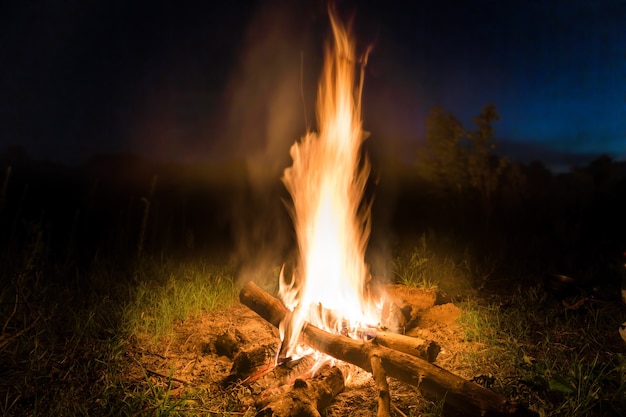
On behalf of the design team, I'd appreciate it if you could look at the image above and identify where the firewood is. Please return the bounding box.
[367,328,440,362]
[255,364,345,417]
[224,344,278,386]
[239,280,439,362]
[370,354,391,417]
[380,283,438,329]
[251,355,318,399]
[224,344,323,402]
[240,281,538,417]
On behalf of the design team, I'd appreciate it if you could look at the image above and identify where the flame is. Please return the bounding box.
[279,7,380,360]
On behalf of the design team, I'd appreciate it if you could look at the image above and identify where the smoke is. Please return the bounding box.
[223,2,410,285]
[223,2,320,284]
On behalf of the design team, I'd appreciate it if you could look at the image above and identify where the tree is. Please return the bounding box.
[417,104,511,230]
[420,106,468,198]
[466,103,508,226]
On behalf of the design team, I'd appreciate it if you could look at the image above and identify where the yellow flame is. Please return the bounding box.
[279,7,379,360]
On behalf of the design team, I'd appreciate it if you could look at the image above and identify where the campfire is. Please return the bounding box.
[235,6,537,417]
[277,5,379,363]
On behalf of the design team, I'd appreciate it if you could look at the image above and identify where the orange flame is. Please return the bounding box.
[279,7,379,360]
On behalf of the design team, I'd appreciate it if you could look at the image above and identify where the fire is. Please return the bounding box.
[279,7,380,360]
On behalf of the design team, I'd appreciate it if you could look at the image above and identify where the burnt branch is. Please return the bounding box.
[240,281,538,417]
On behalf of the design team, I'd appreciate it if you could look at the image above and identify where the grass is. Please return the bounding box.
[387,234,626,416]
[454,283,626,416]
[2,225,626,415]
[391,233,489,297]
[392,234,463,291]
[0,252,239,416]
[124,258,239,343]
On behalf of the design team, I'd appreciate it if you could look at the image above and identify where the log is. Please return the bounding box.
[366,329,440,362]
[313,302,442,362]
[370,354,391,417]
[223,344,279,386]
[255,364,345,417]
[240,280,439,362]
[251,354,319,399]
[240,281,538,417]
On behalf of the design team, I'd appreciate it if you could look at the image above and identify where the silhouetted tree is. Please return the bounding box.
[466,103,508,227]
[419,106,467,200]
[418,104,509,229]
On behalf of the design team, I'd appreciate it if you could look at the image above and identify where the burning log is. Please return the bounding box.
[255,364,345,417]
[241,281,538,417]
[313,301,441,362]
[241,281,439,362]
[367,328,440,362]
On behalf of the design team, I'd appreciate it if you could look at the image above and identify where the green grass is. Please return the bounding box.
[124,258,239,343]
[391,233,482,297]
[387,237,626,416]
[0,253,240,416]
[455,283,626,416]
[2,231,626,416]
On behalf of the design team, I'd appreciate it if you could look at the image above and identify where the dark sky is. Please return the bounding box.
[1,0,625,172]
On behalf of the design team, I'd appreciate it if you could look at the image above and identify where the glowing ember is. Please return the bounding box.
[279,7,381,360]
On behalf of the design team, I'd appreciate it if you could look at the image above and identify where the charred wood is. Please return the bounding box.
[240,281,538,417]
[223,344,278,386]
[239,280,439,362]
[255,364,345,417]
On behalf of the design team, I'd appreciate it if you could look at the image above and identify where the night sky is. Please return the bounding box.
[1,0,624,172]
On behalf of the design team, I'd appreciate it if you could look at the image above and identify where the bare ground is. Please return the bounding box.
[121,285,515,416]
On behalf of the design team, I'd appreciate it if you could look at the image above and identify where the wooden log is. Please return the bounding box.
[223,344,279,386]
[314,302,442,362]
[240,281,538,417]
[251,354,319,400]
[255,364,345,417]
[366,329,440,362]
[370,354,391,417]
[239,280,439,362]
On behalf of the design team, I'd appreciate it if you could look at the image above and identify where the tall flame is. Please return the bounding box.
[279,8,378,360]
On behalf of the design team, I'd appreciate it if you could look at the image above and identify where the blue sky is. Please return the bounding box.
[359,0,626,168]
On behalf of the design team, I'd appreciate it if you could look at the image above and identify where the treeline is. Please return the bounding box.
[0,147,259,268]
[1,110,625,284]
[376,104,626,283]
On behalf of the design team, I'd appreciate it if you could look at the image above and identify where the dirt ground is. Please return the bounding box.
[123,284,495,416]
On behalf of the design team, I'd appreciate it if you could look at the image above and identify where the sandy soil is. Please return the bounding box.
[122,285,494,416]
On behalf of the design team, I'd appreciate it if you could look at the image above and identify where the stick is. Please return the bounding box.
[240,281,537,417]
[370,354,391,417]
[145,369,189,385]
